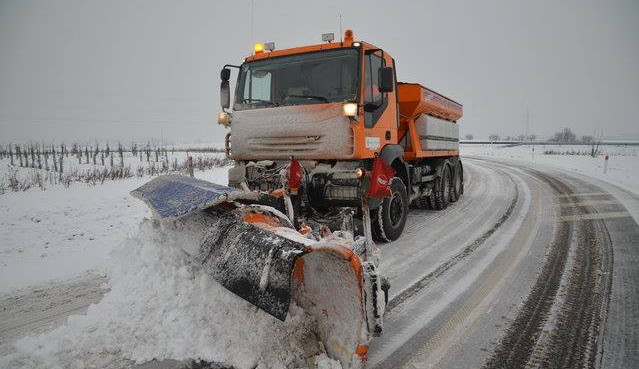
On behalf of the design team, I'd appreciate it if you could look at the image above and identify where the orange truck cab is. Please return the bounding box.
[218,30,463,242]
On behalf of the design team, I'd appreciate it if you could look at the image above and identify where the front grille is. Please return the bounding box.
[245,165,282,192]
[248,135,324,155]
[324,183,360,201]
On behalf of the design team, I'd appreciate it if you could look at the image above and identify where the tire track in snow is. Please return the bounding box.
[381,160,513,297]
[483,168,614,369]
[385,165,519,313]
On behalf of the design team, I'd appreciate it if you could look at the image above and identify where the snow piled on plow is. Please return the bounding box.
[3,217,341,369]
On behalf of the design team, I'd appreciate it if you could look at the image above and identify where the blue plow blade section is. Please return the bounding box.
[130,174,250,219]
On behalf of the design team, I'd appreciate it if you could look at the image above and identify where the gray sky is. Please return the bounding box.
[1,0,638,144]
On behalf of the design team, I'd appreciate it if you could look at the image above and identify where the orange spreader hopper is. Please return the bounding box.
[398,83,463,122]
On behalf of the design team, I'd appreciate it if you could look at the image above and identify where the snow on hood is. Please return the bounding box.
[230,103,355,161]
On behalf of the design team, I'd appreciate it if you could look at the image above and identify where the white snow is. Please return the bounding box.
[2,215,333,369]
[0,166,230,294]
[461,143,639,196]
[314,353,342,369]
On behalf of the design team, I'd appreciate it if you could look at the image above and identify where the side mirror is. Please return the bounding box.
[379,67,394,93]
[221,68,231,82]
[220,80,230,109]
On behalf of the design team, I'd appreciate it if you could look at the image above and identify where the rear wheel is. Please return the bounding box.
[371,177,409,242]
[432,163,451,210]
[451,161,463,202]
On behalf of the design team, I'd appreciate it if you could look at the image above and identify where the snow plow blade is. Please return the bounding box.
[132,175,385,367]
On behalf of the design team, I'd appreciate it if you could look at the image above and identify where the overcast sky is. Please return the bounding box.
[1,0,638,144]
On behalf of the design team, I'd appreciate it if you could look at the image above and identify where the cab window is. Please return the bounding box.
[364,52,387,128]
[242,69,272,102]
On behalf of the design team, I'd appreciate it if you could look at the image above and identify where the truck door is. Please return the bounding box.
[362,50,398,156]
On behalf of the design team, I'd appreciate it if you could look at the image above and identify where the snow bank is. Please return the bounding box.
[3,215,339,369]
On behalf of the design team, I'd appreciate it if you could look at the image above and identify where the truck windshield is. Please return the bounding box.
[234,49,359,110]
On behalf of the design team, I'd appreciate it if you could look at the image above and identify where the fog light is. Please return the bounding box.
[355,167,365,178]
[218,111,231,127]
[343,102,358,117]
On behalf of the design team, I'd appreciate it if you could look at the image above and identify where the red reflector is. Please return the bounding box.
[288,159,304,194]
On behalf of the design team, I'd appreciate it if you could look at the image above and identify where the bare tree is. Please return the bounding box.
[590,127,604,157]
[52,145,58,172]
[118,143,124,168]
[93,144,99,165]
[16,146,22,167]
[44,149,49,171]
[30,146,36,168]
[551,128,577,143]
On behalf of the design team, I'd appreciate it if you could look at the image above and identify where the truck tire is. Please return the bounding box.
[432,163,451,210]
[451,161,462,202]
[371,177,408,242]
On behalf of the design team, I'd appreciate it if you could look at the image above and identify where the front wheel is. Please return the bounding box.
[371,177,409,242]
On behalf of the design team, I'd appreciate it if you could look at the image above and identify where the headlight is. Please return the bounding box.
[342,103,358,117]
[354,167,366,178]
[218,111,231,127]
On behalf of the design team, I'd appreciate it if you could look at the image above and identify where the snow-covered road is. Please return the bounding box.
[1,157,638,369]
[370,157,638,369]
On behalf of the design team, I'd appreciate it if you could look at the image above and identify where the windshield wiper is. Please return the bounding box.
[286,94,330,103]
[243,98,279,107]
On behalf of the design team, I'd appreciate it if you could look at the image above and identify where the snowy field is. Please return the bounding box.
[461,143,639,196]
[0,153,230,293]
[0,143,227,193]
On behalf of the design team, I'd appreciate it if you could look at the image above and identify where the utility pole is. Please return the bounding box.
[525,107,530,140]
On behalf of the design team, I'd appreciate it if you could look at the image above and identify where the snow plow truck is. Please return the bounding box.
[131,30,462,368]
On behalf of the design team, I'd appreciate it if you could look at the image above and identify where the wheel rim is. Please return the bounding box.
[454,166,461,193]
[389,191,404,227]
